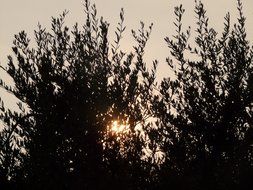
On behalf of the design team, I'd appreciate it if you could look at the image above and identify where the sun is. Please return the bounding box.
[110,120,130,134]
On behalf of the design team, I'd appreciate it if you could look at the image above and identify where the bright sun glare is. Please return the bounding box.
[110,120,130,133]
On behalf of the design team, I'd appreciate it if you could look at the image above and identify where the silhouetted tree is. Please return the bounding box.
[154,0,253,189]
[2,0,253,190]
[0,0,157,189]
[0,100,27,189]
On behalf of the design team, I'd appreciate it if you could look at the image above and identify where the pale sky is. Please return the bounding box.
[0,0,253,104]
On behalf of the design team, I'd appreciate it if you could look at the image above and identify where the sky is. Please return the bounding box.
[1,0,253,71]
[0,0,253,105]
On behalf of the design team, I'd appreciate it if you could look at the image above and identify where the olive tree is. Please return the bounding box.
[154,0,253,189]
[0,1,157,189]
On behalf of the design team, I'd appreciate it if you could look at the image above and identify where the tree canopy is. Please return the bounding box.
[154,0,253,189]
[0,0,252,190]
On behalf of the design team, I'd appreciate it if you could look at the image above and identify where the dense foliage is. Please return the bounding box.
[154,1,253,189]
[0,0,252,190]
[0,1,157,189]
